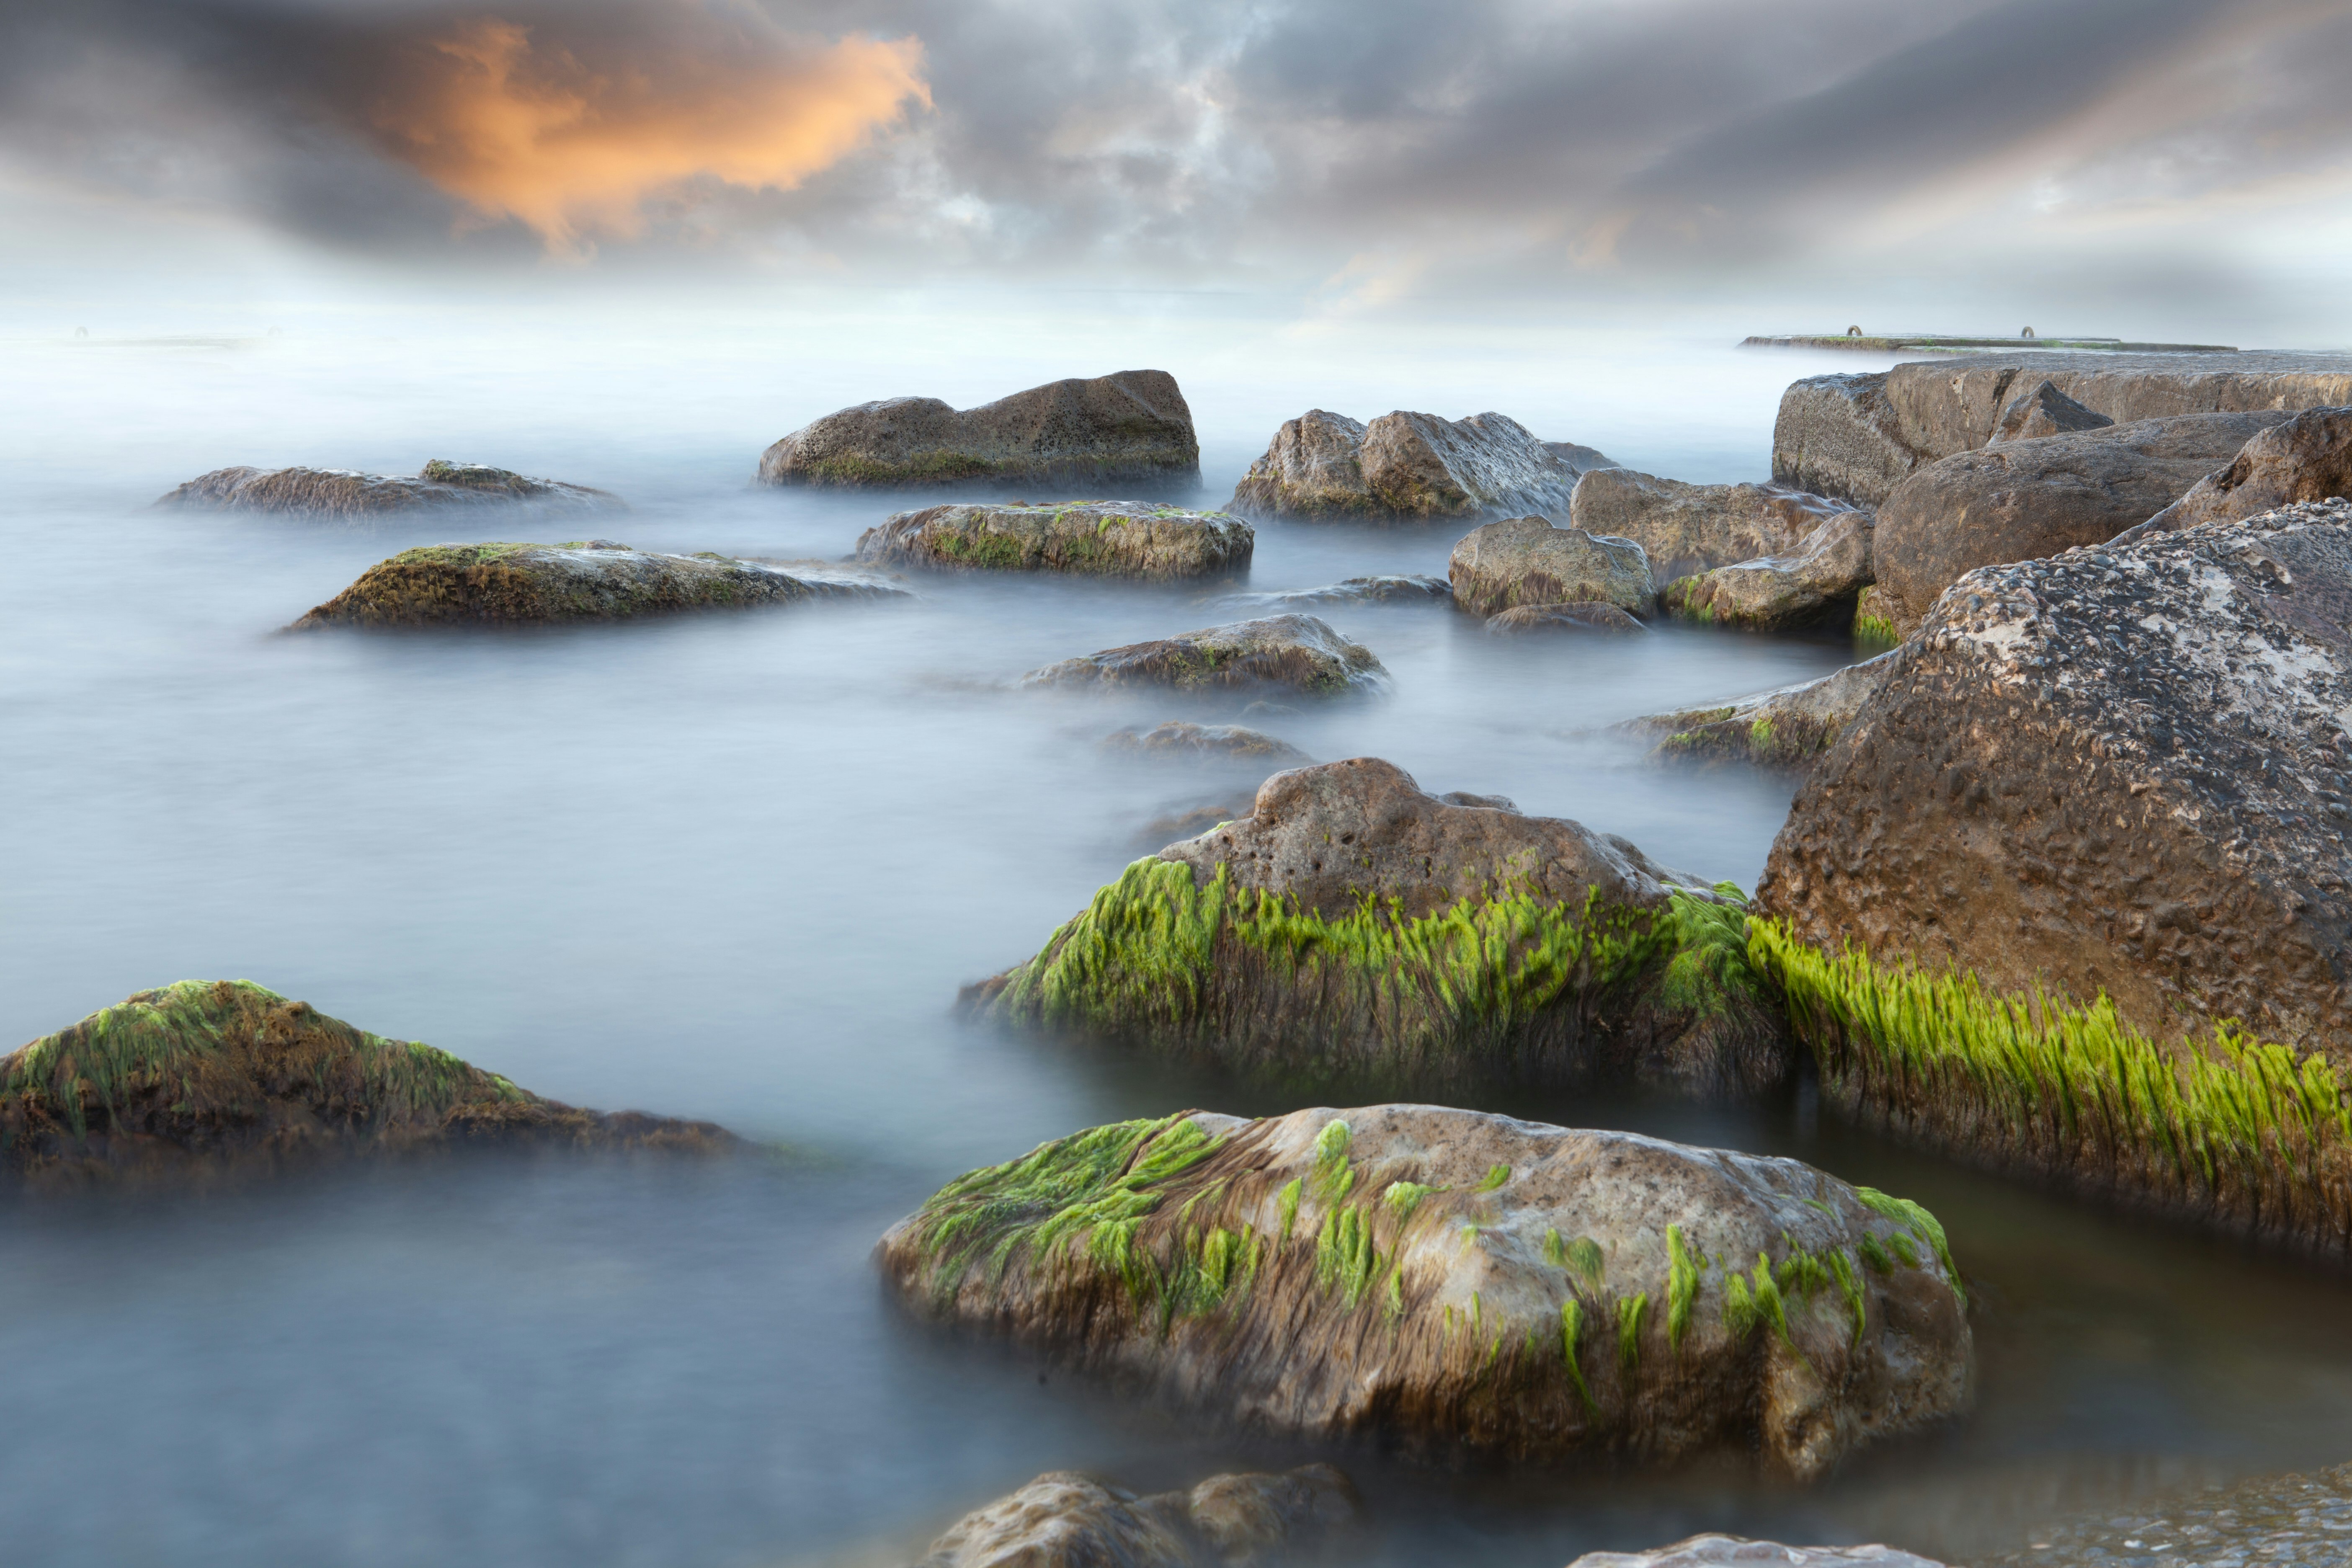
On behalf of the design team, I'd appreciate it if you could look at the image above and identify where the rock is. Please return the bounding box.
[1867,413,2292,638]
[962,757,1789,1097]
[1485,602,1648,635]
[1568,469,1863,582]
[1020,615,1388,698]
[1449,517,1656,618]
[1771,374,1933,510]
[1972,1460,2352,1568]
[757,370,1199,489]
[1568,1537,1949,1568]
[854,501,1251,581]
[1101,722,1313,767]
[912,1465,1357,1568]
[1661,511,1873,632]
[155,459,623,517]
[1986,380,2113,445]
[1217,575,1452,611]
[289,541,905,628]
[0,980,735,1186]
[2132,404,2352,536]
[1228,408,1610,523]
[877,1104,1971,1481]
[1624,655,1894,772]
[1751,500,2352,1256]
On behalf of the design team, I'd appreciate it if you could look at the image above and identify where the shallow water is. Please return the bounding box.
[5,315,2350,1568]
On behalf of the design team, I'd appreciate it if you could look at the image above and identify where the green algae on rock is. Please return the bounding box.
[0,980,735,1185]
[290,541,907,628]
[1660,508,1874,633]
[156,460,624,516]
[855,500,1252,581]
[876,1104,1971,1481]
[1019,614,1387,697]
[1624,655,1894,774]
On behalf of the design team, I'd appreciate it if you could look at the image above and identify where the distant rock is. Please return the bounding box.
[1485,602,1648,635]
[1568,1537,1949,1568]
[155,459,624,517]
[1622,655,1894,772]
[1101,721,1313,767]
[855,500,1251,580]
[1021,615,1387,697]
[1217,574,1452,611]
[911,1465,1359,1568]
[1228,407,1611,522]
[1569,469,1861,582]
[2130,404,2352,536]
[1986,380,2112,445]
[757,370,1199,489]
[291,542,905,628]
[1450,517,1655,618]
[1661,510,1873,632]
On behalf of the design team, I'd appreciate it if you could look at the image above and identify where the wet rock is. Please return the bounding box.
[1568,1537,1948,1568]
[856,500,1252,581]
[2132,404,2352,536]
[878,1104,1971,1481]
[1021,615,1387,698]
[1624,655,1894,773]
[1101,722,1313,767]
[911,1465,1357,1568]
[1568,469,1862,583]
[1228,408,1610,523]
[1485,602,1648,635]
[1450,517,1656,618]
[155,459,624,517]
[1973,1460,2352,1568]
[757,370,1199,489]
[1986,380,2113,445]
[964,757,1789,1097]
[1662,511,1873,632]
[1867,412,2291,638]
[1218,574,1452,611]
[0,981,735,1186]
[1752,500,2352,1256]
[290,541,905,628]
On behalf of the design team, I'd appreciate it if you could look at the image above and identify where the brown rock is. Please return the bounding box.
[1624,654,1893,773]
[1485,601,1648,635]
[156,460,624,516]
[1228,408,1610,522]
[911,1465,1357,1568]
[1101,722,1313,766]
[855,500,1251,581]
[1569,469,1861,582]
[1771,374,1935,508]
[1986,380,2113,445]
[1568,1537,1950,1568]
[2132,404,2352,536]
[1450,517,1656,618]
[1020,615,1388,697]
[1662,511,1873,632]
[1217,574,1452,611]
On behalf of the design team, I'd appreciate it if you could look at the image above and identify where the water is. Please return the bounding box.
[5,312,2349,1567]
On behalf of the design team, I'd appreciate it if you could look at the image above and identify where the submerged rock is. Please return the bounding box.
[1753,500,2352,1256]
[964,757,1788,1097]
[1973,1460,2352,1568]
[2133,404,2352,536]
[1485,602,1648,636]
[0,981,734,1185]
[912,1465,1357,1568]
[1624,655,1893,773]
[1021,616,1387,698]
[1101,722,1313,767]
[1570,1538,1948,1568]
[1568,469,1862,583]
[1450,517,1656,619]
[1662,510,1873,632]
[1217,574,1452,611]
[757,370,1199,489]
[1228,408,1610,523]
[1986,380,2113,445]
[290,541,904,628]
[877,1104,1971,1481]
[856,500,1252,581]
[156,459,623,517]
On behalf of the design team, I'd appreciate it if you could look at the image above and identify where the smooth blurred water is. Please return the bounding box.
[4,316,2349,1568]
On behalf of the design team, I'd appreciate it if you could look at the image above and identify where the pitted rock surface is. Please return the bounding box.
[1663,511,1873,631]
[910,1465,1357,1568]
[855,500,1251,580]
[1987,379,2114,445]
[1625,655,1894,774]
[1569,469,1863,583]
[157,460,623,516]
[1486,601,1648,635]
[2136,406,2352,537]
[1229,407,1610,522]
[1758,500,2352,1055]
[1450,516,1656,617]
[1568,1536,1950,1568]
[1020,615,1388,697]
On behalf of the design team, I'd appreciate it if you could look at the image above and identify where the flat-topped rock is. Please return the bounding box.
[1986,380,2113,445]
[1486,601,1648,635]
[1570,1538,1949,1568]
[1662,510,1872,632]
[757,370,1199,489]
[1101,722,1312,766]
[1569,469,1861,582]
[878,1104,1970,1480]
[2135,404,2352,536]
[1625,655,1893,773]
[1218,574,1452,611]
[912,1465,1357,1568]
[156,459,624,517]
[1450,517,1655,618]
[1229,408,1611,523]
[1020,615,1387,697]
[855,500,1251,580]
[291,541,904,628]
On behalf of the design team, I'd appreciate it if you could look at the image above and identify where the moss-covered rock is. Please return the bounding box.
[1449,517,1655,619]
[1227,408,1610,523]
[855,500,1251,580]
[912,1465,1357,1568]
[1624,655,1893,773]
[291,541,906,628]
[156,461,623,516]
[0,980,734,1185]
[1020,615,1387,697]
[877,1104,1971,1480]
[1567,468,1859,583]
[1661,510,1874,632]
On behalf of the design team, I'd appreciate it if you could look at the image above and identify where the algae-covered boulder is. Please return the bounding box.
[1986,380,2113,445]
[1571,1538,1950,1568]
[1624,655,1893,774]
[877,1104,1971,1481]
[291,541,905,628]
[1021,615,1387,698]
[964,758,1787,1096]
[2133,404,2352,536]
[0,980,734,1185]
[856,501,1251,581]
[1101,722,1312,767]
[1218,574,1452,611]
[1568,469,1861,583]
[1661,511,1873,632]
[1228,408,1609,523]
[1450,517,1655,619]
[1485,602,1647,636]
[757,371,1199,489]
[156,459,623,516]
[912,1465,1357,1568]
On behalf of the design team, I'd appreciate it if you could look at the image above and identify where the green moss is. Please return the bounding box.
[384,542,538,569]
[1616,1292,1648,1368]
[1315,1204,1383,1307]
[1854,1187,1963,1304]
[1853,613,1901,646]
[1383,1180,1439,1220]
[1565,1235,1605,1289]
[1666,1224,1700,1353]
[1858,1233,1894,1274]
[1828,1248,1866,1341]
[1749,717,1776,746]
[1560,1299,1598,1412]
[1774,1245,1832,1299]
[1654,886,1766,1024]
[1277,1177,1303,1243]
[1474,1163,1511,1193]
[805,450,1004,485]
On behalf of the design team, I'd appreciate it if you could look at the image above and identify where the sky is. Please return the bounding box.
[3,0,2352,340]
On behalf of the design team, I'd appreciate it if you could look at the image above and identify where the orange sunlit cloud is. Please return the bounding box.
[372,17,929,255]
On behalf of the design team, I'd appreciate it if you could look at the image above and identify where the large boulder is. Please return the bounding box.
[1985,380,2113,445]
[1450,517,1656,618]
[1570,1540,1948,1568]
[1568,469,1862,583]
[156,459,623,516]
[1751,500,2352,1256]
[1228,408,1611,523]
[1624,655,1894,773]
[2133,404,2352,536]
[855,501,1251,581]
[963,757,1788,1096]
[1866,413,2292,638]
[290,541,903,628]
[877,1104,1972,1481]
[0,980,734,1186]
[912,1465,1357,1568]
[1661,511,1873,632]
[757,371,1199,489]
[1020,616,1387,698]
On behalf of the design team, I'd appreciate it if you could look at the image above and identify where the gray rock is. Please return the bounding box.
[1485,602,1648,635]
[156,460,623,517]
[1973,1460,2352,1568]
[1568,1537,1949,1568]
[1020,615,1387,697]
[1770,374,1935,509]
[756,370,1199,488]
[1228,407,1611,522]
[1217,574,1452,611]
[878,1103,1971,1481]
[2132,404,2352,536]
[1450,517,1656,618]
[1622,654,1895,772]
[1986,379,2113,445]
[1100,722,1313,767]
[911,1465,1358,1568]
[1661,511,1873,632]
[1569,469,1862,582]
[855,500,1251,581]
